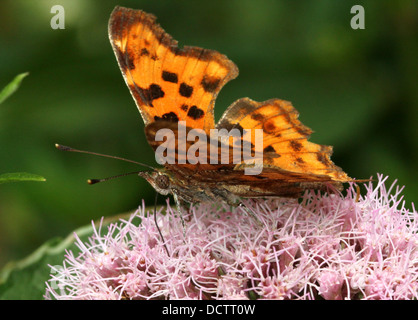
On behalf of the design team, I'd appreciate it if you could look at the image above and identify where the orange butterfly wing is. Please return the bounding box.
[217,98,350,182]
[108,6,238,133]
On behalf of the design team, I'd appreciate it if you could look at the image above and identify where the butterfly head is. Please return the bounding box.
[138,170,172,196]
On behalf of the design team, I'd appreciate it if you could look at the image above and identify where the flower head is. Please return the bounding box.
[45,174,418,300]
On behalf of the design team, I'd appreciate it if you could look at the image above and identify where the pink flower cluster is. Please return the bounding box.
[45,175,418,299]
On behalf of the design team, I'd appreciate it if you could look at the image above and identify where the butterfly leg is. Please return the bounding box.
[153,193,170,256]
[214,189,264,227]
[173,192,188,238]
[237,202,264,227]
[355,184,361,202]
[222,196,264,227]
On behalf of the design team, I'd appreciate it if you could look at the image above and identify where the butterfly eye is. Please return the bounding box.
[156,174,170,190]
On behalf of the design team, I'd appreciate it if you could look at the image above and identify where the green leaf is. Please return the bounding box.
[0,212,133,299]
[0,172,46,184]
[0,231,90,299]
[0,72,29,105]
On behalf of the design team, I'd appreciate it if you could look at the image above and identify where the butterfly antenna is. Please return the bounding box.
[153,193,170,257]
[55,143,156,171]
[87,171,151,185]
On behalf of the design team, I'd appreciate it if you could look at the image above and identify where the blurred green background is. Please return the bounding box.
[0,0,416,268]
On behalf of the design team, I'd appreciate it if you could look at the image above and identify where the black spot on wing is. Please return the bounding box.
[263,145,276,153]
[187,106,205,120]
[145,84,164,102]
[179,82,193,98]
[263,120,277,134]
[154,112,179,123]
[140,48,149,56]
[219,121,245,136]
[162,71,178,83]
[201,75,221,92]
[264,144,281,158]
[296,157,305,164]
[131,83,164,107]
[316,146,332,166]
[289,140,303,152]
[251,113,265,122]
[181,104,189,112]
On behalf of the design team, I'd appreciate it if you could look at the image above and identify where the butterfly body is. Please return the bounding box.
[139,165,344,209]
[108,6,351,208]
[139,169,240,206]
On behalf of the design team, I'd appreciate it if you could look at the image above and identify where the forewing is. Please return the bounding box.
[108,6,238,133]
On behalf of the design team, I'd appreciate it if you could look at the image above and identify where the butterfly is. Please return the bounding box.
[108,6,352,211]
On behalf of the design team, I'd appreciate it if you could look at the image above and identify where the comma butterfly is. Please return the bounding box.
[108,6,352,210]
